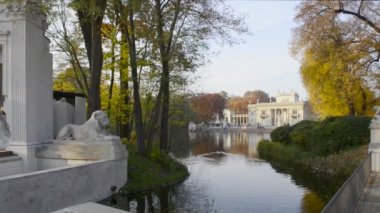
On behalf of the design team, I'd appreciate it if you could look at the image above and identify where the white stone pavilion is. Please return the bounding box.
[248,92,314,128]
[224,91,315,128]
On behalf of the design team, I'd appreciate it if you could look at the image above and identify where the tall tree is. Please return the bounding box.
[153,0,180,151]
[71,0,107,115]
[293,1,380,90]
[228,97,248,114]
[152,0,247,151]
[227,90,270,114]
[117,0,147,155]
[292,1,378,117]
[190,93,226,123]
[244,90,270,104]
[299,37,374,116]
[49,0,90,97]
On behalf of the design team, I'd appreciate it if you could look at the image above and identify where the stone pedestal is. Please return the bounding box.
[7,143,40,172]
[35,140,128,170]
[369,120,380,172]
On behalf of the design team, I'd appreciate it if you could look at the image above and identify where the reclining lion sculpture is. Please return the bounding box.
[56,110,119,141]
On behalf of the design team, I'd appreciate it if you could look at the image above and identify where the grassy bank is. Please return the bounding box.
[122,144,189,193]
[258,116,370,178]
[258,141,367,178]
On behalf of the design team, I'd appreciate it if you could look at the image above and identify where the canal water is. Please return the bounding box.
[103,130,343,213]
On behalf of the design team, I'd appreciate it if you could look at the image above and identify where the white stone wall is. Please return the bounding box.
[75,96,87,125]
[0,156,22,177]
[0,159,127,213]
[53,99,74,138]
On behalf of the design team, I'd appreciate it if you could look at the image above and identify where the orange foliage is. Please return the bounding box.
[190,93,226,123]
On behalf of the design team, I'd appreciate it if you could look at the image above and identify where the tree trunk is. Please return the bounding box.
[129,47,145,154]
[75,0,107,116]
[159,60,170,151]
[119,0,145,155]
[119,34,131,140]
[107,41,116,117]
[361,87,367,115]
[146,89,162,152]
[155,0,169,152]
[347,99,356,116]
[154,0,181,152]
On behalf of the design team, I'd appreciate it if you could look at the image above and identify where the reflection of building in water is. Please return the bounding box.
[223,132,231,149]
[228,132,248,155]
[224,91,315,128]
[190,132,270,158]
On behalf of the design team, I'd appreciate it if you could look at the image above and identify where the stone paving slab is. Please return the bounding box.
[52,202,129,213]
[356,173,380,213]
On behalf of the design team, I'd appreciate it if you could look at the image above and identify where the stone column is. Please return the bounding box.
[2,13,53,172]
[369,117,380,172]
[274,109,277,127]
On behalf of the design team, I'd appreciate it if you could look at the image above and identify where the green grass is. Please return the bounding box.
[122,144,189,193]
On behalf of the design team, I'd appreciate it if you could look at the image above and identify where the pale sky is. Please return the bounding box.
[193,1,307,99]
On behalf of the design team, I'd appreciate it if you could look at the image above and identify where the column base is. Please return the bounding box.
[6,142,41,172]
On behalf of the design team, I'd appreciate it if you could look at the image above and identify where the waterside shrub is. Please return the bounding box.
[289,120,318,150]
[123,143,189,193]
[257,140,308,163]
[268,116,370,156]
[270,125,292,144]
[259,116,371,177]
[310,116,370,156]
[258,140,368,178]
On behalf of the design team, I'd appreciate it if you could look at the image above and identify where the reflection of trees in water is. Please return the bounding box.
[301,191,325,213]
[170,130,270,160]
[106,185,216,213]
[169,129,192,158]
[102,189,172,213]
[268,161,344,212]
[187,131,270,158]
[229,142,249,156]
[191,132,225,156]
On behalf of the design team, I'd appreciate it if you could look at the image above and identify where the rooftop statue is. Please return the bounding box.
[56,110,119,141]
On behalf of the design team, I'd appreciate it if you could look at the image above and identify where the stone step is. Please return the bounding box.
[52,202,129,213]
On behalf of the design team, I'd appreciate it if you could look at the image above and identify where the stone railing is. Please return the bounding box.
[322,153,371,213]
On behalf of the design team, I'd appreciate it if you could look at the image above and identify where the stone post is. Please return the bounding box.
[369,111,380,172]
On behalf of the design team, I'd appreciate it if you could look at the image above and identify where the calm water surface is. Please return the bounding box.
[102,130,342,213]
